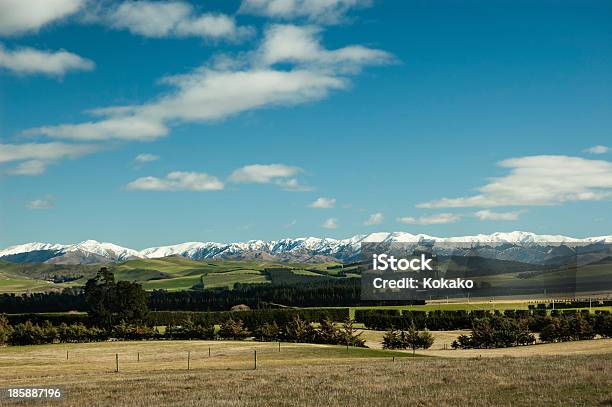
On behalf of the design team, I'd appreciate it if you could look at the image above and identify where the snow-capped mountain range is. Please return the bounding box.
[1,232,611,265]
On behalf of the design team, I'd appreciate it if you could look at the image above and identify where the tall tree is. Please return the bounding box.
[84,267,149,328]
[84,267,116,328]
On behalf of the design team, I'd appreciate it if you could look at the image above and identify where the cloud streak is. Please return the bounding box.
[134,153,160,164]
[309,197,336,208]
[474,209,524,221]
[418,155,612,208]
[0,142,100,176]
[584,145,610,154]
[126,171,224,191]
[0,44,94,76]
[23,24,391,142]
[239,0,371,24]
[90,1,253,41]
[322,217,338,229]
[27,197,55,209]
[364,212,384,225]
[397,213,461,225]
[0,0,84,36]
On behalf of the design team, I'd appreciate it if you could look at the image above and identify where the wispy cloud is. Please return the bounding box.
[474,209,524,221]
[229,163,310,191]
[0,0,84,36]
[364,212,384,225]
[309,197,336,208]
[584,145,610,154]
[418,155,612,208]
[229,163,301,183]
[133,153,159,166]
[126,171,224,191]
[23,24,391,142]
[322,217,338,229]
[0,43,94,76]
[7,160,48,176]
[0,142,100,176]
[88,1,253,41]
[283,219,297,228]
[27,196,55,209]
[397,213,461,225]
[239,0,371,24]
[256,24,393,72]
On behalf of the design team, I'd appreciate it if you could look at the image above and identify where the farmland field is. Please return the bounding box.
[0,258,358,293]
[1,340,610,406]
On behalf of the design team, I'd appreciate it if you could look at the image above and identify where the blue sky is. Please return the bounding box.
[1,0,611,249]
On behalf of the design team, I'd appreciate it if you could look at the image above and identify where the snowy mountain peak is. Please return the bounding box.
[1,231,610,264]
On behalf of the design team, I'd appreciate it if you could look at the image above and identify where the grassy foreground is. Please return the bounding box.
[1,340,611,406]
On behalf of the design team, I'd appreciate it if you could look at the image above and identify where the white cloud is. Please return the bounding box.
[91,1,253,41]
[284,219,297,228]
[397,213,461,225]
[0,44,94,76]
[276,177,312,192]
[0,0,84,36]
[0,142,98,163]
[474,209,524,221]
[240,0,371,24]
[229,164,303,187]
[23,24,391,141]
[257,24,393,72]
[0,142,100,176]
[418,155,612,208]
[7,160,48,176]
[309,197,335,208]
[322,217,338,229]
[364,212,383,225]
[126,171,224,191]
[27,197,55,209]
[134,153,160,163]
[584,145,610,154]
[23,116,168,141]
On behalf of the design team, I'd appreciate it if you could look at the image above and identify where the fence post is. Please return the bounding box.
[137,352,140,362]
[392,356,395,363]
[66,351,68,360]
[254,350,257,370]
[115,353,119,373]
[188,351,190,370]
[208,347,211,357]
[278,341,281,352]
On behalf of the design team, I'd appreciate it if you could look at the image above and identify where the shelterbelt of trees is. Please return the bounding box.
[0,281,426,314]
[0,315,365,348]
[0,268,365,347]
[355,308,612,331]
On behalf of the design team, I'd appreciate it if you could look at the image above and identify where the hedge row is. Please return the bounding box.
[356,308,612,331]
[6,308,350,329]
[528,300,612,310]
[452,313,612,349]
[0,315,365,348]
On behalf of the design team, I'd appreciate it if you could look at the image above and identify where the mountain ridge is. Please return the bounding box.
[1,231,610,265]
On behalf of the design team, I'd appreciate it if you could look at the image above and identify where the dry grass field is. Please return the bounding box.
[0,340,611,406]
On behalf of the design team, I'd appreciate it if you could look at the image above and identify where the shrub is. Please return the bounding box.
[218,319,250,340]
[254,322,280,342]
[382,325,434,351]
[282,316,316,343]
[453,317,535,349]
[9,321,48,345]
[340,319,366,348]
[0,314,13,345]
[315,318,341,344]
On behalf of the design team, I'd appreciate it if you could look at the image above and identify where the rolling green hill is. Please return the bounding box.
[0,257,357,293]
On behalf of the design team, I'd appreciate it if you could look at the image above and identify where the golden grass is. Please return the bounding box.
[1,340,610,406]
[360,329,612,357]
